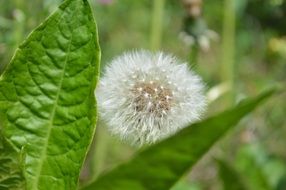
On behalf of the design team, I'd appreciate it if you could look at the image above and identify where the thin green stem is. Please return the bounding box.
[221,0,236,106]
[90,127,109,179]
[189,43,199,68]
[150,0,165,51]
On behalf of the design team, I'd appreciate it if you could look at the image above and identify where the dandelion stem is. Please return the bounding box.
[189,43,199,67]
[221,0,236,106]
[150,0,165,51]
[90,127,109,179]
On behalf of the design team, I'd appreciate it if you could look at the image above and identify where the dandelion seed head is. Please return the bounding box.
[96,50,206,146]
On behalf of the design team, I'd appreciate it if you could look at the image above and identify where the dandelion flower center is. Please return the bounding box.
[131,81,173,117]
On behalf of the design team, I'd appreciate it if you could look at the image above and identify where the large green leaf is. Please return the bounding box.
[0,132,25,190]
[82,89,275,190]
[0,0,100,189]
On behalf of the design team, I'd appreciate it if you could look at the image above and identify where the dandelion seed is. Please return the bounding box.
[96,50,206,146]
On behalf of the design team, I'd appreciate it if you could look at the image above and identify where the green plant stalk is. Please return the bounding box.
[90,126,109,179]
[221,0,236,106]
[189,42,199,67]
[15,0,25,10]
[12,11,25,51]
[150,0,165,51]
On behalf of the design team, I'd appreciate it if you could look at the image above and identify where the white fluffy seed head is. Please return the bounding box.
[96,50,206,146]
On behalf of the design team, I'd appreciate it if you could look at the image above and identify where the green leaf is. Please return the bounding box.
[82,88,275,190]
[217,159,249,190]
[0,132,25,190]
[0,0,100,189]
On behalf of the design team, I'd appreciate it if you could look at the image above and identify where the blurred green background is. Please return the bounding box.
[0,0,285,189]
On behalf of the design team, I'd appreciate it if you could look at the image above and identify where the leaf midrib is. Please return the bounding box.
[31,28,74,189]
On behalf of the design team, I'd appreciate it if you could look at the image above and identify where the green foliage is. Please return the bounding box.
[0,0,282,189]
[0,132,25,190]
[0,0,100,189]
[217,159,248,190]
[171,181,201,190]
[217,143,286,190]
[82,89,275,190]
[235,144,286,190]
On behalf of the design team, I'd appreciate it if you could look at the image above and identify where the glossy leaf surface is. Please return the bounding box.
[0,0,100,189]
[0,133,25,190]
